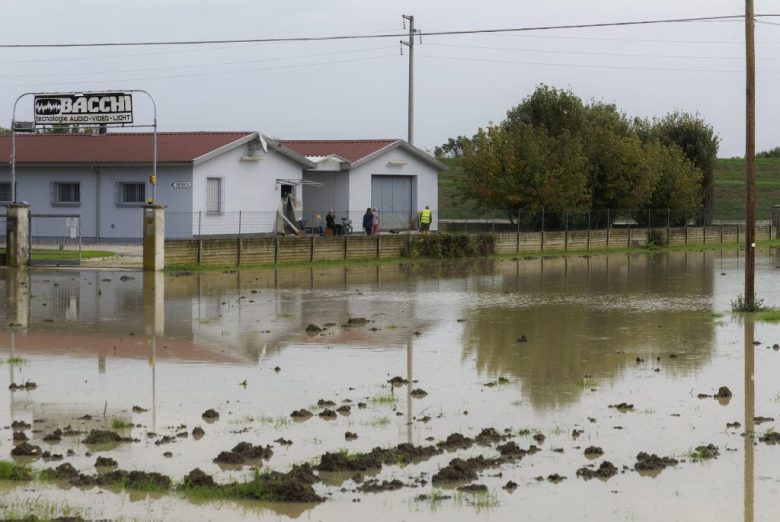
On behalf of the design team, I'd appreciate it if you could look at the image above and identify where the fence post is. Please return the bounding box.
[311,235,315,262]
[684,209,688,245]
[540,208,545,251]
[238,210,242,237]
[586,211,591,250]
[647,208,651,245]
[344,233,349,259]
[274,236,279,265]
[516,209,520,253]
[198,210,202,237]
[667,208,671,246]
[564,210,569,251]
[703,209,706,245]
[376,233,381,258]
[606,209,610,248]
[237,237,242,266]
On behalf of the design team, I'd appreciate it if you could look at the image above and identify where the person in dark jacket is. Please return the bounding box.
[362,208,373,236]
[325,209,336,235]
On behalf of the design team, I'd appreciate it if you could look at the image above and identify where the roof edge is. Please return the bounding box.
[263,135,317,169]
[351,140,448,171]
[192,132,257,166]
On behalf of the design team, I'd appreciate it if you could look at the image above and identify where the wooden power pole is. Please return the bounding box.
[745,0,756,305]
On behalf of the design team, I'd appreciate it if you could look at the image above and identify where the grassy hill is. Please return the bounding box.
[438,157,780,220]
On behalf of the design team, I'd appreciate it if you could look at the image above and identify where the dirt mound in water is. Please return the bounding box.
[183,468,215,488]
[458,483,488,493]
[305,324,323,333]
[11,442,42,457]
[693,444,720,460]
[95,457,117,468]
[714,386,732,398]
[475,427,504,444]
[82,430,136,445]
[496,441,539,460]
[359,479,406,493]
[317,399,336,407]
[584,446,604,457]
[290,409,313,419]
[759,432,780,445]
[432,456,501,484]
[347,317,369,325]
[202,464,321,503]
[318,409,337,420]
[410,388,428,398]
[214,442,273,465]
[318,451,382,472]
[576,461,618,480]
[635,452,679,474]
[201,409,220,420]
[388,376,408,386]
[437,433,473,450]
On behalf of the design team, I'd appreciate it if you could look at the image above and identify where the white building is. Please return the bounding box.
[0,132,313,240]
[279,139,446,232]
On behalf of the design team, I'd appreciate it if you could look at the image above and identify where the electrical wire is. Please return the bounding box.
[0,14,770,49]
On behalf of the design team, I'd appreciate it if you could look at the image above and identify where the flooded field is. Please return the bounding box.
[2,250,780,520]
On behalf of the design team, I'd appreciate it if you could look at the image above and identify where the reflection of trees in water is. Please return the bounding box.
[462,252,716,410]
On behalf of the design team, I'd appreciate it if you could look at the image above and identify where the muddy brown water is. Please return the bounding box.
[2,250,780,520]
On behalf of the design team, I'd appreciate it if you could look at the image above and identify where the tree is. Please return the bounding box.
[459,123,590,213]
[638,112,719,222]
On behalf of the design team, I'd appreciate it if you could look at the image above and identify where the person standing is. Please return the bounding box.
[325,209,336,235]
[362,208,373,236]
[371,208,380,236]
[419,205,432,233]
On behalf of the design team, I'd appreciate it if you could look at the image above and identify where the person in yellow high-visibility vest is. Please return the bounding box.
[419,205,432,233]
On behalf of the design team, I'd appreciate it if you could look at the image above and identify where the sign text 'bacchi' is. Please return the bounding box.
[33,92,133,125]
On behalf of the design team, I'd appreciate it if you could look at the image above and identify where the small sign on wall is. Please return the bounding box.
[172,182,192,188]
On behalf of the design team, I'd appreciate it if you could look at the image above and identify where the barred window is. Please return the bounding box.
[0,182,11,202]
[207,177,223,214]
[52,182,80,205]
[119,182,145,204]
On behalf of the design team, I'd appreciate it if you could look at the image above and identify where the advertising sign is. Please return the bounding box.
[33,92,133,125]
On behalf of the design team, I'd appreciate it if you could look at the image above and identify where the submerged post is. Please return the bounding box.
[6,203,30,268]
[143,204,166,271]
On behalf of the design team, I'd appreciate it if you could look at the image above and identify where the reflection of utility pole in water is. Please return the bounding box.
[144,272,165,433]
[744,318,755,522]
[406,335,413,444]
[6,268,30,421]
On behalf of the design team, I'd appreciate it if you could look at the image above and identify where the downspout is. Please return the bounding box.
[93,166,100,243]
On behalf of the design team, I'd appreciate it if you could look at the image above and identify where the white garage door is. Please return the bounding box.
[371,175,414,230]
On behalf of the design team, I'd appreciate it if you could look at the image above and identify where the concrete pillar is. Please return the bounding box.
[143,270,165,336]
[6,203,30,268]
[143,205,165,271]
[6,268,30,329]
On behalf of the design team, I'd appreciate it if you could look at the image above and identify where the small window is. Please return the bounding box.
[0,182,11,203]
[117,182,145,205]
[206,177,223,214]
[52,182,80,206]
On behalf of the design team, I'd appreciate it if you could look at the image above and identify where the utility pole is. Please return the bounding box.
[401,15,419,145]
[745,0,756,306]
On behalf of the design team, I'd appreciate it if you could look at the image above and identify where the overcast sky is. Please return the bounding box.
[1,1,778,157]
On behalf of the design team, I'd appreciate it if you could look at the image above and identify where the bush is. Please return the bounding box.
[402,233,496,259]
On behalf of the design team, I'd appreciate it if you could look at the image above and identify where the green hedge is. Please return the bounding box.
[401,233,496,258]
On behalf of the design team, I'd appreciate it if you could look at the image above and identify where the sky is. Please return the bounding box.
[0,0,778,157]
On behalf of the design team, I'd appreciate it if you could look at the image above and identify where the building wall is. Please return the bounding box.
[302,171,350,223]
[191,144,304,235]
[0,165,194,241]
[347,148,439,231]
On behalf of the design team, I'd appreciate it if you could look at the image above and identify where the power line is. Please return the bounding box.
[0,14,774,49]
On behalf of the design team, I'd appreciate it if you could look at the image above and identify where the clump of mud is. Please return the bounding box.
[410,388,428,398]
[11,420,31,430]
[359,479,406,493]
[475,427,504,444]
[345,432,358,441]
[318,451,382,472]
[388,376,408,386]
[11,442,42,457]
[634,452,679,474]
[714,386,732,398]
[192,427,205,439]
[609,403,634,412]
[305,324,323,334]
[336,405,351,414]
[347,317,369,325]
[584,446,604,457]
[692,444,719,460]
[12,431,27,442]
[546,473,566,483]
[759,432,780,445]
[82,430,136,445]
[214,442,273,465]
[201,409,220,421]
[458,483,488,493]
[317,399,336,408]
[432,456,501,484]
[183,468,215,488]
[290,409,313,419]
[437,433,473,450]
[95,456,118,468]
[43,429,63,442]
[132,406,148,413]
[9,381,37,391]
[496,441,539,460]
[195,464,321,503]
[318,409,337,420]
[754,416,775,424]
[576,461,618,480]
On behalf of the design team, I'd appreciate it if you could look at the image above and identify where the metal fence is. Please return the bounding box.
[165,210,421,239]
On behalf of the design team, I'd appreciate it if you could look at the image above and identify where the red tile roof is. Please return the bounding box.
[278,139,399,163]
[0,132,254,164]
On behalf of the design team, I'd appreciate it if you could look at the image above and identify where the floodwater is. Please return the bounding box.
[2,250,780,521]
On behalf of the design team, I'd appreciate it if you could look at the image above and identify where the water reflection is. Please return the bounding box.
[0,253,722,413]
[462,253,716,408]
[744,317,755,522]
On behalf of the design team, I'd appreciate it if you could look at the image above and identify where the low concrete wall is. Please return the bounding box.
[165,224,774,266]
